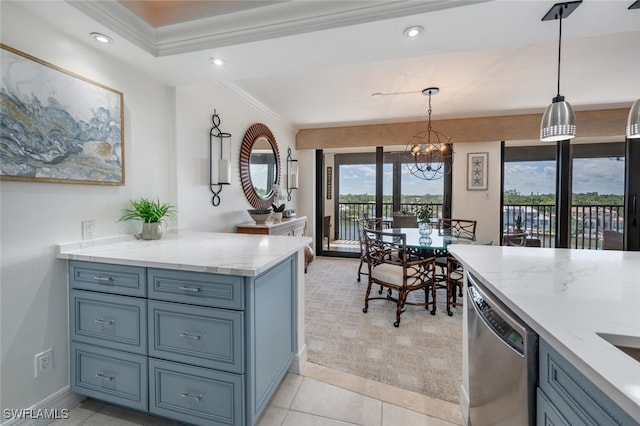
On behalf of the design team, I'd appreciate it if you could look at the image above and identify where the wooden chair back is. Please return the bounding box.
[391,213,418,228]
[603,230,623,250]
[503,232,528,246]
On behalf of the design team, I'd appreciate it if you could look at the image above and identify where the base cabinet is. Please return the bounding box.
[537,339,636,425]
[69,256,296,426]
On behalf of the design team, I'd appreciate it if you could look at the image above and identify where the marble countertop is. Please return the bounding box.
[56,231,312,276]
[447,244,640,421]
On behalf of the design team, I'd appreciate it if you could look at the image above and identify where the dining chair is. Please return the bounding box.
[603,230,624,250]
[434,219,477,315]
[391,213,418,228]
[502,232,528,246]
[356,217,383,283]
[362,228,437,327]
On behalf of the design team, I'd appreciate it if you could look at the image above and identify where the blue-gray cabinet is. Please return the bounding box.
[537,339,636,425]
[69,256,297,426]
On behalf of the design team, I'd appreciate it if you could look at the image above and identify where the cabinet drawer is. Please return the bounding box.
[149,358,243,426]
[539,340,636,425]
[537,388,571,426]
[148,300,244,373]
[71,342,147,412]
[70,261,146,297]
[70,290,147,354]
[148,268,243,310]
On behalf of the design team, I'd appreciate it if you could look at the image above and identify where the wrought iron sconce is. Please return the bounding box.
[286,147,298,201]
[209,110,231,206]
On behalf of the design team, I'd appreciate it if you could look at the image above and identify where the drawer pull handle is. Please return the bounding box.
[95,371,115,381]
[93,275,114,283]
[178,285,201,293]
[95,318,115,326]
[181,392,202,402]
[180,332,201,341]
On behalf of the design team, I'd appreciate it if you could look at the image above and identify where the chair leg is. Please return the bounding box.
[357,259,363,282]
[362,279,373,313]
[394,289,407,327]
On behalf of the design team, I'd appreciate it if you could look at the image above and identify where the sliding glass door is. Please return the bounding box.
[317,147,450,257]
[502,141,625,249]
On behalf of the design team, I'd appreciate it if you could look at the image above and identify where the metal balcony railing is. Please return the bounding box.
[334,202,624,250]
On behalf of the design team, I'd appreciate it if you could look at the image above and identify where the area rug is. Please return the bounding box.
[304,256,463,403]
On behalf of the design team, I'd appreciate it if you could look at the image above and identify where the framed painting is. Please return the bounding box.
[467,152,488,190]
[0,44,124,185]
[326,166,332,199]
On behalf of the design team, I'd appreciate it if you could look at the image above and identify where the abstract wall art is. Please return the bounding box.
[0,44,124,185]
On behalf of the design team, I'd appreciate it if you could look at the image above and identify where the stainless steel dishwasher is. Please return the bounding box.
[467,272,538,426]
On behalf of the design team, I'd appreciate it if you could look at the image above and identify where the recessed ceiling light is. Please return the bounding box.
[210,57,224,66]
[403,25,423,38]
[90,32,112,44]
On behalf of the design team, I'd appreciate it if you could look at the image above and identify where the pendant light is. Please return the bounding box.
[627,99,640,139]
[540,1,582,142]
[405,87,452,181]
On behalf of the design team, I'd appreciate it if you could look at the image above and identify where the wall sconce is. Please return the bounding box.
[286,147,298,201]
[209,110,231,206]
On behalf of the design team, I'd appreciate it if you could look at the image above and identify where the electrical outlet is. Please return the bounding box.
[34,348,53,377]
[82,220,96,240]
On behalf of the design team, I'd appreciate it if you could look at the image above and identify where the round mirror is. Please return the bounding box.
[240,123,280,210]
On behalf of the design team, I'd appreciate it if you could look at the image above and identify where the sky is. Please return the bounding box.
[338,157,625,196]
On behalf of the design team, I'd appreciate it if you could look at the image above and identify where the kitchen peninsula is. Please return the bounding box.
[448,244,640,424]
[56,231,311,426]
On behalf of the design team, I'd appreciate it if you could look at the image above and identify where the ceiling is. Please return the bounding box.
[13,0,640,130]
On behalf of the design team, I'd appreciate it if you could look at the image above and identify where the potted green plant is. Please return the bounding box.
[514,214,524,233]
[119,197,177,240]
[417,205,434,235]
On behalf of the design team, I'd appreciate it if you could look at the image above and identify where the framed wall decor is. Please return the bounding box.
[0,44,124,185]
[326,166,332,199]
[467,152,488,190]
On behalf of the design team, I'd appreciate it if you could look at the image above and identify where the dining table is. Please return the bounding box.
[385,227,473,255]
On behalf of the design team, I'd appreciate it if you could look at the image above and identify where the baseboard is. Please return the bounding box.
[1,387,85,426]
[289,344,307,374]
[459,384,470,425]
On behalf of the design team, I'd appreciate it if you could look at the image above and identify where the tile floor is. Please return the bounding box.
[50,362,464,426]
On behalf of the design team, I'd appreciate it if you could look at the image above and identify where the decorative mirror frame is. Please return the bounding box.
[239,123,281,210]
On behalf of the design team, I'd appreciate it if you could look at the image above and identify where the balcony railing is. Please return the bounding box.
[335,202,624,250]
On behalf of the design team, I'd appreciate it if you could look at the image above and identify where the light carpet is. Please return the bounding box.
[304,256,463,404]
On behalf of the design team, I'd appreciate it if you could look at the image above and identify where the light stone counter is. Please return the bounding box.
[447,244,640,421]
[56,231,312,276]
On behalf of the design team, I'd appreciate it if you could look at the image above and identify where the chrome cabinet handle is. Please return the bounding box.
[95,371,115,381]
[93,275,114,283]
[180,332,201,340]
[95,318,115,326]
[178,285,201,293]
[181,392,202,402]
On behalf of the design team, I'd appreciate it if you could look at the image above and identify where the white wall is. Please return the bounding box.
[0,2,300,415]
[452,141,502,245]
[174,86,298,232]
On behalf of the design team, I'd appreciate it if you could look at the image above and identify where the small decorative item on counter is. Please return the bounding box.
[271,184,286,222]
[248,209,272,224]
[119,197,177,240]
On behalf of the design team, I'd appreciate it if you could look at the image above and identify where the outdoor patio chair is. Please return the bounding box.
[603,230,624,250]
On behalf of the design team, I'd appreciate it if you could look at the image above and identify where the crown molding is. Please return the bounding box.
[67,0,490,57]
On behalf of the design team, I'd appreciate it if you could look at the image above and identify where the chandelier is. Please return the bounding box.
[406,87,452,180]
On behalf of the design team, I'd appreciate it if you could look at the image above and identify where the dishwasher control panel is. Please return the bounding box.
[469,284,525,354]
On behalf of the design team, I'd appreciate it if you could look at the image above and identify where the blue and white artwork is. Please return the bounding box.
[0,45,124,184]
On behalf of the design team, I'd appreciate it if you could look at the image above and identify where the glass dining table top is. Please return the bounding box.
[386,227,474,250]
